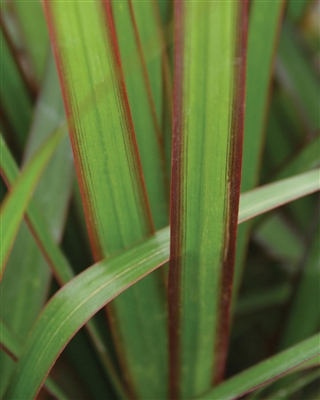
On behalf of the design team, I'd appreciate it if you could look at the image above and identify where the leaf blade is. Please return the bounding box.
[168,2,248,397]
[239,168,320,224]
[44,1,168,396]
[199,333,320,400]
[5,227,170,400]
[0,128,64,276]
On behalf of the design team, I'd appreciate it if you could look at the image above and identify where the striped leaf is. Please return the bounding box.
[234,0,285,296]
[111,0,169,229]
[3,169,317,398]
[0,319,69,400]
[4,227,170,400]
[43,2,168,397]
[169,1,248,397]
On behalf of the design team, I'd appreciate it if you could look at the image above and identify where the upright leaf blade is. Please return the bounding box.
[169,2,248,397]
[234,0,285,296]
[44,2,168,397]
[0,29,32,155]
[112,0,169,230]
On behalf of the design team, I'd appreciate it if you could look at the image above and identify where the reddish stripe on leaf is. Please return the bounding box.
[168,0,185,397]
[43,2,103,262]
[213,0,249,385]
[103,0,155,237]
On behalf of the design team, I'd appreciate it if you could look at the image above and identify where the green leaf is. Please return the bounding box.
[1,127,75,284]
[12,0,49,84]
[130,0,173,176]
[199,333,320,400]
[0,319,22,360]
[0,52,76,396]
[287,0,309,23]
[0,319,69,400]
[3,174,316,398]
[112,0,169,230]
[4,227,170,400]
[1,115,127,400]
[236,283,291,316]
[43,2,168,397]
[254,212,304,265]
[0,128,64,276]
[0,30,32,155]
[238,168,320,224]
[275,135,320,180]
[234,0,285,297]
[277,20,319,132]
[168,2,247,397]
[269,368,320,399]
[280,222,320,349]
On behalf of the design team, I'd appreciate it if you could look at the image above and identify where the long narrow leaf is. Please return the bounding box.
[0,320,69,400]
[234,0,285,296]
[0,320,22,360]
[0,128,64,275]
[43,2,168,397]
[4,227,170,400]
[112,0,169,229]
[238,168,320,224]
[169,2,248,397]
[199,333,320,400]
[4,174,317,398]
[1,119,128,399]
[12,0,49,84]
[279,222,320,349]
[0,52,76,396]
[0,30,32,154]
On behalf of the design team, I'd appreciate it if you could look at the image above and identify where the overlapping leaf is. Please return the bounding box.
[43,2,168,397]
[4,168,318,398]
[0,128,65,275]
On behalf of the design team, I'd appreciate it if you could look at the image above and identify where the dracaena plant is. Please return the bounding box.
[0,0,319,399]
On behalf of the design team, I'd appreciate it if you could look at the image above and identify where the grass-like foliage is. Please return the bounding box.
[0,1,319,399]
